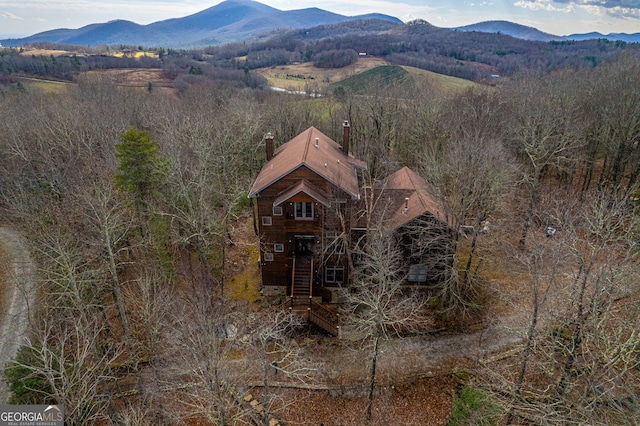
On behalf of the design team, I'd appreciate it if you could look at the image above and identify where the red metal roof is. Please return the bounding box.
[249,127,366,199]
[378,166,456,230]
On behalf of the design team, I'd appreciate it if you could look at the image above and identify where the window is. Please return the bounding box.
[407,265,428,283]
[261,216,272,226]
[325,232,345,255]
[272,205,283,216]
[263,252,274,262]
[325,266,344,283]
[274,243,284,253]
[294,202,314,220]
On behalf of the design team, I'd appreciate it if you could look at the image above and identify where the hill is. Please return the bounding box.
[332,65,478,96]
[455,20,640,43]
[565,32,640,43]
[455,21,563,42]
[252,57,478,96]
[0,0,402,48]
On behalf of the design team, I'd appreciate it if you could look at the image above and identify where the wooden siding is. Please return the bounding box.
[255,165,353,290]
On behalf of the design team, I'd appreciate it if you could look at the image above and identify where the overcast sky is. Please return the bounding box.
[1,0,639,39]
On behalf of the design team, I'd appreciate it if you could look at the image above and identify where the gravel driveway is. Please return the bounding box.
[0,227,36,401]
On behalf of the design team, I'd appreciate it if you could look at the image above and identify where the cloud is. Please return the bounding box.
[516,0,640,18]
[515,0,574,12]
[0,12,23,20]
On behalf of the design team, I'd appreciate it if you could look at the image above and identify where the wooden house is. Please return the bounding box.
[249,123,455,304]
[248,122,366,301]
[370,166,456,285]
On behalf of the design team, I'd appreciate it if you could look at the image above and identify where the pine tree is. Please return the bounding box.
[114,127,165,224]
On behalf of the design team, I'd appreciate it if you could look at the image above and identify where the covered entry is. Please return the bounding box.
[293,234,316,257]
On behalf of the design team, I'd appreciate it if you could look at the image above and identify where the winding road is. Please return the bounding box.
[0,227,36,401]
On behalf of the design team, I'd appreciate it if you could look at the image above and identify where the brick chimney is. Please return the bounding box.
[342,120,350,155]
[265,132,274,161]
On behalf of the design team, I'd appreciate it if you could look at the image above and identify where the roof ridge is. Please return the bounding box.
[302,127,312,163]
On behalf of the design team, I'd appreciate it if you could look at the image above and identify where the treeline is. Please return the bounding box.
[0,47,160,81]
[200,19,634,80]
[1,19,637,87]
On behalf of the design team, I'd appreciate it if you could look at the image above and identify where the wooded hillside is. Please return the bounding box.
[0,43,639,425]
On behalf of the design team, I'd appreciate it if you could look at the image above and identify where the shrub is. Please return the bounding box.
[448,386,501,426]
[3,345,56,404]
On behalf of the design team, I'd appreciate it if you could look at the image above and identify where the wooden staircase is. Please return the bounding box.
[291,256,312,307]
[288,257,341,337]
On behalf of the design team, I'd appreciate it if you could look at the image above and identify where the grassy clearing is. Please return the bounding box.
[253,57,389,91]
[448,386,502,426]
[18,49,73,57]
[111,51,158,59]
[401,66,479,92]
[227,246,261,303]
[333,64,479,96]
[254,57,480,95]
[15,77,70,94]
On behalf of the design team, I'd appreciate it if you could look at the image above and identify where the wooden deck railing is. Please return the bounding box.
[284,257,341,337]
[309,300,341,337]
[308,258,313,299]
[290,256,296,301]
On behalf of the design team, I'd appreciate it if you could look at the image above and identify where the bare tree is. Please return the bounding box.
[501,73,584,247]
[504,220,566,425]
[123,270,178,425]
[4,321,121,425]
[346,222,424,423]
[419,134,512,320]
[490,189,640,425]
[81,183,144,394]
[4,230,123,424]
[245,309,316,425]
[173,293,245,426]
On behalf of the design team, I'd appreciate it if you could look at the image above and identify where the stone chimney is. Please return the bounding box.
[265,132,274,161]
[342,120,350,155]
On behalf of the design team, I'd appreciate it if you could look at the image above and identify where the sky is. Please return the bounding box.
[1,0,639,39]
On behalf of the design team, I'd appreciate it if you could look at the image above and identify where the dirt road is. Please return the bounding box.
[0,227,36,401]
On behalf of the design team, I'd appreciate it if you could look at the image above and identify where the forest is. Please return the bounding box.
[0,36,639,425]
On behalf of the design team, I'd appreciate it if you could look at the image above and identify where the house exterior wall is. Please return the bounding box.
[255,165,353,290]
[396,214,455,285]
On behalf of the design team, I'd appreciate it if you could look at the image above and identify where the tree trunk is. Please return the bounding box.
[366,328,381,423]
[104,227,143,393]
[506,279,539,425]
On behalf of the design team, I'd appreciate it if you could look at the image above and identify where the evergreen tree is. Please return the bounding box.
[114,127,165,223]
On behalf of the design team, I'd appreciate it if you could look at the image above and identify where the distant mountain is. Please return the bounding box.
[0,0,402,48]
[565,32,640,43]
[454,20,640,43]
[455,21,563,42]
[2,1,637,49]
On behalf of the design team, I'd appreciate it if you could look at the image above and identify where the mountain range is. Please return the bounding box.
[456,21,640,43]
[1,0,638,49]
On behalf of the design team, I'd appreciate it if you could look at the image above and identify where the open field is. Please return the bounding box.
[18,48,75,57]
[253,57,390,92]
[254,57,481,94]
[111,51,159,59]
[18,48,158,59]
[83,68,174,88]
[14,69,175,94]
[15,76,70,94]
